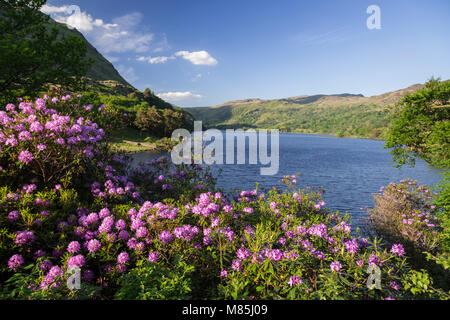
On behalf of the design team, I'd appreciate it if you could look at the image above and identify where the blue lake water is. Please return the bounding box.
[133,133,442,229]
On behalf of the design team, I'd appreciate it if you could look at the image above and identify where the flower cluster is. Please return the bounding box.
[0,97,440,301]
[369,179,441,252]
[0,96,106,189]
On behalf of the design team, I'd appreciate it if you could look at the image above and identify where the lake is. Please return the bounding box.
[132,133,443,230]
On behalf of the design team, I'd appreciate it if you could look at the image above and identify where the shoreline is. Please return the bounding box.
[201,126,385,142]
[110,140,157,153]
[277,130,385,142]
[113,127,386,154]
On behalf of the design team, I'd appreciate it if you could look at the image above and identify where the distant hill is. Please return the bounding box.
[186,83,427,139]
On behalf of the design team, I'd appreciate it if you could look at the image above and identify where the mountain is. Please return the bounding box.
[49,20,131,87]
[186,83,427,140]
[43,17,180,111]
[46,17,197,149]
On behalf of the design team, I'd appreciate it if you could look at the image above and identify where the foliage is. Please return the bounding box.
[128,155,217,203]
[135,107,164,136]
[115,256,194,300]
[134,107,186,137]
[0,165,445,299]
[425,171,450,271]
[384,78,450,169]
[190,102,391,140]
[0,0,92,104]
[142,88,173,110]
[381,78,450,294]
[432,172,450,253]
[153,137,179,153]
[1,93,449,300]
[368,179,450,293]
[75,83,191,140]
[368,179,442,254]
[0,0,188,144]
[160,108,185,137]
[0,96,110,190]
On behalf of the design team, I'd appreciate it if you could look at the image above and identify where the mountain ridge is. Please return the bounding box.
[185,82,433,140]
[202,83,424,109]
[48,18,132,87]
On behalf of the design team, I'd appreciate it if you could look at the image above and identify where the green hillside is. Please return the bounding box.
[67,79,194,152]
[48,20,131,86]
[38,15,192,151]
[187,84,426,139]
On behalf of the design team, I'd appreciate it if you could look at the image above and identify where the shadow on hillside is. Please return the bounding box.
[190,105,234,125]
[204,123,259,130]
[283,93,364,105]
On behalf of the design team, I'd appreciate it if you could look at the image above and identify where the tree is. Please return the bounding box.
[385,78,450,279]
[143,88,153,98]
[135,107,164,136]
[0,0,92,102]
[142,87,173,109]
[161,108,184,136]
[384,78,450,168]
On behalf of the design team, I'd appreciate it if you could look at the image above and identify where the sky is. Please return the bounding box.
[41,0,450,107]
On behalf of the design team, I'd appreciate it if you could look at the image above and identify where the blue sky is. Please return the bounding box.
[41,0,450,107]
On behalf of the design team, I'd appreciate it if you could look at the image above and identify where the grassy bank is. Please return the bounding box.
[109,126,387,154]
[110,128,159,152]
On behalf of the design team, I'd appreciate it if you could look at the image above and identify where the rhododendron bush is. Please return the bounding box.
[369,179,442,253]
[0,95,116,191]
[0,95,447,300]
[368,179,449,291]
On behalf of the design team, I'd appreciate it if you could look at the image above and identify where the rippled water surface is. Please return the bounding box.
[133,133,442,228]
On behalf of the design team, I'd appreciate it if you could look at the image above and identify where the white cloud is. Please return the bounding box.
[191,73,203,81]
[157,91,203,102]
[152,34,170,53]
[175,50,218,66]
[137,55,175,64]
[42,5,117,32]
[117,65,139,83]
[97,30,153,53]
[41,4,70,13]
[105,56,120,63]
[137,51,217,66]
[41,5,154,54]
